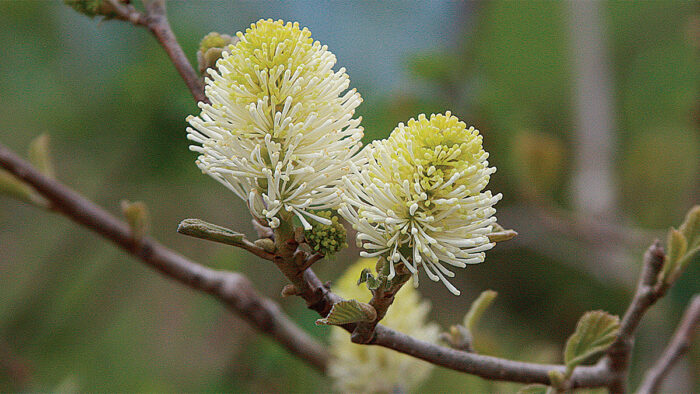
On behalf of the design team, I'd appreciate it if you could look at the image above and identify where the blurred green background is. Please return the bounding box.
[0,1,698,392]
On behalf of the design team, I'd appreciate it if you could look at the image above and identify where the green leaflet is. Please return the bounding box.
[564,310,620,370]
[660,205,700,285]
[464,290,498,331]
[315,299,376,326]
[357,268,382,291]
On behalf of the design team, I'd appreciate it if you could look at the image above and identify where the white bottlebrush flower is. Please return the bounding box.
[187,19,363,230]
[329,258,438,393]
[339,112,502,295]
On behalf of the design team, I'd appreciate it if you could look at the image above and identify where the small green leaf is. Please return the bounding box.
[667,229,687,270]
[464,290,498,331]
[564,311,620,369]
[64,0,116,18]
[517,384,549,394]
[679,205,700,253]
[0,170,34,203]
[357,268,371,285]
[28,134,54,178]
[315,300,376,326]
[661,206,700,285]
[121,200,149,242]
[357,268,382,290]
[0,169,47,207]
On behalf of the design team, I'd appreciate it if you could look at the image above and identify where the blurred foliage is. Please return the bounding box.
[0,0,698,392]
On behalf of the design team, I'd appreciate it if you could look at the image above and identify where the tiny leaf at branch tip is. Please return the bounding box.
[120,200,149,242]
[315,299,376,326]
[28,134,54,178]
[63,0,117,18]
[659,205,700,285]
[177,218,246,246]
[464,289,498,331]
[0,169,47,207]
[564,310,620,372]
[487,229,518,243]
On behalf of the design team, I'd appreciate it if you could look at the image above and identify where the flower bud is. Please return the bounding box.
[196,32,238,75]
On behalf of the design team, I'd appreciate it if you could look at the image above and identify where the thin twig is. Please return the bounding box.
[637,295,700,394]
[107,0,207,103]
[0,142,328,372]
[300,252,324,271]
[605,241,667,393]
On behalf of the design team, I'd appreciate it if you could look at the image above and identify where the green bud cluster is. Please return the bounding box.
[304,211,347,256]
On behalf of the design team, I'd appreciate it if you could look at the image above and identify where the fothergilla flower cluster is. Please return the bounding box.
[339,112,502,295]
[187,19,363,230]
[187,19,500,295]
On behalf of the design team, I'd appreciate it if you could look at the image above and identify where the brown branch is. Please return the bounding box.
[637,295,700,394]
[0,142,328,373]
[285,261,614,387]
[107,0,207,103]
[605,241,667,393]
[352,266,411,344]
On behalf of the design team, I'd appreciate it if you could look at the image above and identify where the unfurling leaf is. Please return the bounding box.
[28,134,54,178]
[357,268,382,290]
[0,170,34,203]
[64,0,116,18]
[679,205,700,249]
[517,384,549,394]
[564,310,620,370]
[315,299,376,326]
[464,290,498,331]
[660,205,700,285]
[0,169,48,208]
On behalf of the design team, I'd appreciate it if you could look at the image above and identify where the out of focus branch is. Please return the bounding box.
[567,0,616,218]
[106,0,207,103]
[0,142,328,373]
[637,295,700,394]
